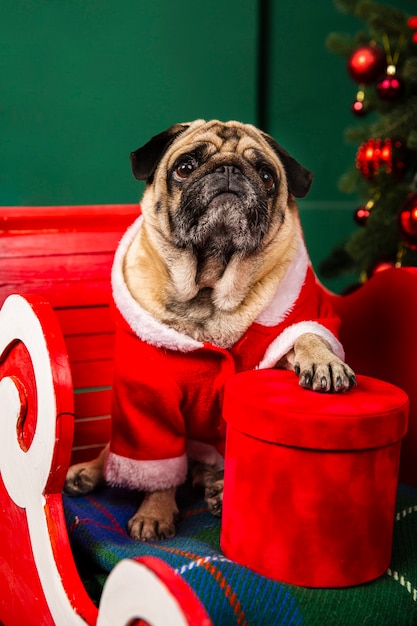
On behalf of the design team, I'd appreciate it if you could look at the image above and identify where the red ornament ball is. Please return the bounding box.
[356,138,406,180]
[354,205,371,225]
[399,192,417,250]
[408,16,417,44]
[347,45,386,84]
[370,260,396,276]
[351,98,368,117]
[376,73,404,100]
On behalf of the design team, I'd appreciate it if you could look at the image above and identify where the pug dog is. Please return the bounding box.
[65,119,356,541]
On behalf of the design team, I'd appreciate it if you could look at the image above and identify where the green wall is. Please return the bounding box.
[1,0,396,292]
[1,1,258,206]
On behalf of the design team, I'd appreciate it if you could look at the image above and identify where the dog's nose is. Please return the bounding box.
[214,165,243,193]
[215,165,241,176]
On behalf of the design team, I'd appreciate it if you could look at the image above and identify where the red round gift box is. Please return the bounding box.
[221,370,409,588]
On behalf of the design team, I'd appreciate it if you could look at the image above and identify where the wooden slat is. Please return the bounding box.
[0,230,127,257]
[70,445,107,465]
[55,306,115,336]
[70,360,115,389]
[0,204,139,232]
[74,389,112,419]
[0,279,112,309]
[0,251,115,282]
[72,416,111,449]
[64,332,115,364]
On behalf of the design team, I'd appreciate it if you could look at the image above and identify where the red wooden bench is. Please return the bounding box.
[1,204,416,624]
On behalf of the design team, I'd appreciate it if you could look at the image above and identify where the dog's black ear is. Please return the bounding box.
[262,134,313,198]
[130,124,189,181]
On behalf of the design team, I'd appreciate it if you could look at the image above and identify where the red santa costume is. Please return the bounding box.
[105,215,344,492]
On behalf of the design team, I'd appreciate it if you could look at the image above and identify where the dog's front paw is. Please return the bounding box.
[128,489,179,541]
[127,511,177,541]
[295,359,356,393]
[292,333,356,393]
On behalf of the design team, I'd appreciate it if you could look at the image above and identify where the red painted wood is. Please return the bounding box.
[0,230,129,257]
[72,416,112,449]
[0,252,115,284]
[64,333,116,365]
[0,204,139,231]
[0,339,38,452]
[56,306,114,336]
[0,475,58,626]
[45,493,98,625]
[70,446,108,465]
[0,279,112,309]
[74,389,112,418]
[70,360,115,390]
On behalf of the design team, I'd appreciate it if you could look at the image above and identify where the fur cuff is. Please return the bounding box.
[257,321,345,370]
[104,450,188,491]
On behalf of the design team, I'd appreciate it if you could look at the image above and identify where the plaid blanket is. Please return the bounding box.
[63,483,417,625]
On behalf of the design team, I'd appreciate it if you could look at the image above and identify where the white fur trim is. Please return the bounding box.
[186,440,224,467]
[111,215,204,352]
[257,321,345,370]
[255,237,309,326]
[104,450,188,491]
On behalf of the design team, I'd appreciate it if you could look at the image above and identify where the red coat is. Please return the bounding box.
[104,217,343,491]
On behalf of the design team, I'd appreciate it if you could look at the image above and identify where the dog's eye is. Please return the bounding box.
[174,157,197,181]
[259,167,276,191]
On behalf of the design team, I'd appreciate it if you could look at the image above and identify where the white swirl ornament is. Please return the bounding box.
[0,295,211,626]
[0,294,87,625]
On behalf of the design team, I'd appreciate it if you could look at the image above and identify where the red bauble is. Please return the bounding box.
[351,99,368,117]
[354,205,371,225]
[370,260,396,276]
[399,192,417,250]
[376,73,404,100]
[408,16,417,44]
[347,45,386,84]
[356,138,406,180]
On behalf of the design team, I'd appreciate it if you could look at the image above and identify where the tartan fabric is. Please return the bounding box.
[63,483,417,626]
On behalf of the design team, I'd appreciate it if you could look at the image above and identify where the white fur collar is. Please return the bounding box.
[112,215,204,352]
[112,215,308,351]
[255,238,308,326]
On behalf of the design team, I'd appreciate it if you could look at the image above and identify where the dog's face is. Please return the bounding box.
[130,120,312,266]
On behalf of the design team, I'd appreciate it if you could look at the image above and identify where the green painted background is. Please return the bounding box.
[2,0,410,291]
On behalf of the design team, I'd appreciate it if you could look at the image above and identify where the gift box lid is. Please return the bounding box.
[223,371,408,451]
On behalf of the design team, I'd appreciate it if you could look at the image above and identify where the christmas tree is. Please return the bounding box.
[320,0,417,283]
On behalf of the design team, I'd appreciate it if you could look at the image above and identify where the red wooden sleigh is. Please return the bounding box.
[0,204,416,625]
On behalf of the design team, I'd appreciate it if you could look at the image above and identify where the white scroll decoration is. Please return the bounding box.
[0,294,87,625]
[0,295,208,626]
